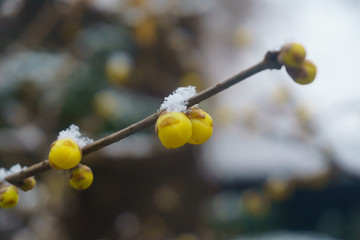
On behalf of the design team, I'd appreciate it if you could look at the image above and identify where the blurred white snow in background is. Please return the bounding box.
[199,0,360,180]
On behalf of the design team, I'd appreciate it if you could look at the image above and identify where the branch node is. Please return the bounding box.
[264,51,283,70]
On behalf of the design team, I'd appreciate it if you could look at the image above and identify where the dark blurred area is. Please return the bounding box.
[0,1,360,240]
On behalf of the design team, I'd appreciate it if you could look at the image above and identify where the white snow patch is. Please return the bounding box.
[0,164,27,180]
[58,124,93,148]
[159,86,196,112]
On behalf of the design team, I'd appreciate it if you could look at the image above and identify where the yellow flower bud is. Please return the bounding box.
[187,107,213,145]
[278,43,306,67]
[19,176,36,192]
[0,184,19,209]
[286,60,317,85]
[69,164,94,190]
[155,112,192,149]
[49,138,82,170]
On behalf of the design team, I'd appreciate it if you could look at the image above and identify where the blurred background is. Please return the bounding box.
[0,0,359,239]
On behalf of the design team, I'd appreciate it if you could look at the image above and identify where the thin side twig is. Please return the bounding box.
[4,51,282,186]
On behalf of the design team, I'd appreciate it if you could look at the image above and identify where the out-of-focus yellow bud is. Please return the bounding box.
[296,171,331,190]
[241,190,270,217]
[278,43,306,68]
[0,183,19,209]
[49,138,82,170]
[175,233,199,240]
[19,176,36,192]
[105,53,132,84]
[134,18,157,47]
[263,179,294,202]
[153,185,180,213]
[187,107,213,145]
[179,72,203,90]
[232,27,252,48]
[273,87,291,105]
[69,164,94,190]
[93,90,118,120]
[155,112,192,149]
[296,104,312,123]
[286,60,317,85]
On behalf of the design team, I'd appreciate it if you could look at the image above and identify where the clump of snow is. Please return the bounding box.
[58,124,93,148]
[0,164,27,180]
[159,86,197,112]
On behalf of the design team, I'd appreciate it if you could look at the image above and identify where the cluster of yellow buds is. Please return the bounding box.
[0,173,36,209]
[0,178,37,209]
[278,43,317,85]
[155,107,213,149]
[49,138,93,190]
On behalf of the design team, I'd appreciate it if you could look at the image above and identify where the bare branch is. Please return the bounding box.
[4,51,282,186]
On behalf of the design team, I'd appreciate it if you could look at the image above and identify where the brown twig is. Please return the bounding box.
[4,51,282,186]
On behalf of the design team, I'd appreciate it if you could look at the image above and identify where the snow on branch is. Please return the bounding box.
[159,86,196,112]
[0,164,27,181]
[58,124,93,148]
